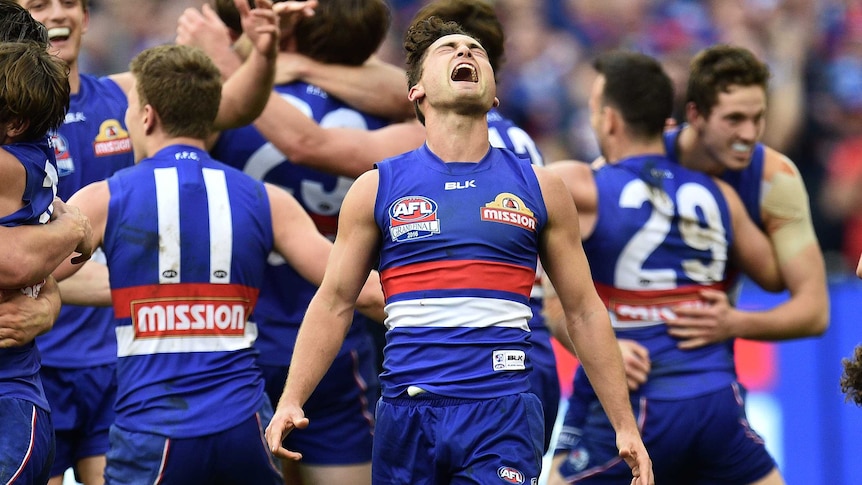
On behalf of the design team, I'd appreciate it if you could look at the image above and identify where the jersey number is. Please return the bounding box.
[615,179,727,290]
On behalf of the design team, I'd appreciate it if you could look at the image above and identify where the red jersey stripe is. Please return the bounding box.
[381,260,535,297]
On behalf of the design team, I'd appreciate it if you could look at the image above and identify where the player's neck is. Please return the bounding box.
[68,61,82,96]
[147,135,207,158]
[424,112,490,163]
[677,124,725,176]
[612,140,665,162]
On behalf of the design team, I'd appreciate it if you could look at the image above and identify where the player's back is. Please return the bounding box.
[102,145,274,438]
[584,154,737,399]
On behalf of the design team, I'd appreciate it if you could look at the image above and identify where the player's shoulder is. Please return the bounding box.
[761,144,802,181]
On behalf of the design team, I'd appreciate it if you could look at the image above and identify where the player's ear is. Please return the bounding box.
[143,105,157,135]
[492,97,499,108]
[407,84,425,103]
[3,118,30,141]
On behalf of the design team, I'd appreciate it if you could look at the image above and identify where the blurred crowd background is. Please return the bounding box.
[79,0,862,275]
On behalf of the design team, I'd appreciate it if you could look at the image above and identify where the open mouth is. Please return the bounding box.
[451,63,478,83]
[47,27,71,41]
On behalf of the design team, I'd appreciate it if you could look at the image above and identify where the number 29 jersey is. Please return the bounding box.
[584,155,736,399]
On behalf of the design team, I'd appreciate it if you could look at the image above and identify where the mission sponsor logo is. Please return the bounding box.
[481,193,536,232]
[131,297,251,338]
[93,119,132,157]
[388,196,440,242]
[609,297,705,323]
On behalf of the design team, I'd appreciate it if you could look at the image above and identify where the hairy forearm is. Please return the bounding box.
[0,221,81,288]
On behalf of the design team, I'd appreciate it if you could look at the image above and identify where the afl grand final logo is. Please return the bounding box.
[388,196,441,242]
[481,193,536,232]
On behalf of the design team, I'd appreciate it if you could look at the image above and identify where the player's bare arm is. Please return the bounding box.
[0,200,92,288]
[274,53,415,121]
[253,96,424,177]
[265,182,385,322]
[53,181,109,283]
[265,170,381,459]
[534,166,653,485]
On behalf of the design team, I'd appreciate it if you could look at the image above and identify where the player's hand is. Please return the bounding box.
[238,0,279,61]
[0,278,58,348]
[616,430,654,485]
[668,289,735,349]
[272,0,316,45]
[265,403,309,460]
[618,340,650,391]
[176,4,232,52]
[51,198,93,265]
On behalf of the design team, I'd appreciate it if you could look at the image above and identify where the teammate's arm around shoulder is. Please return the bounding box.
[534,166,654,485]
[717,179,783,292]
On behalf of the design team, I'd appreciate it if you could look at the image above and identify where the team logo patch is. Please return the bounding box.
[50,132,75,177]
[481,193,536,232]
[388,196,440,242]
[497,466,525,484]
[93,119,132,157]
[566,447,590,472]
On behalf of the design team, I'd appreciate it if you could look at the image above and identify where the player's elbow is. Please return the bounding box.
[808,306,830,337]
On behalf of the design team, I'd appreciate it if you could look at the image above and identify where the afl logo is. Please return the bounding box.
[497,466,525,484]
[388,196,441,243]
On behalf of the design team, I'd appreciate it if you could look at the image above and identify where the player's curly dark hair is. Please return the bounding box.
[840,344,862,406]
[403,16,466,125]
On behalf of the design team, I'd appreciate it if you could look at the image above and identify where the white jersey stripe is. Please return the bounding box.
[202,168,232,283]
[154,168,181,284]
[384,297,531,331]
[115,322,258,357]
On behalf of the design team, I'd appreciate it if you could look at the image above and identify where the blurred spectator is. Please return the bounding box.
[78,0,862,270]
